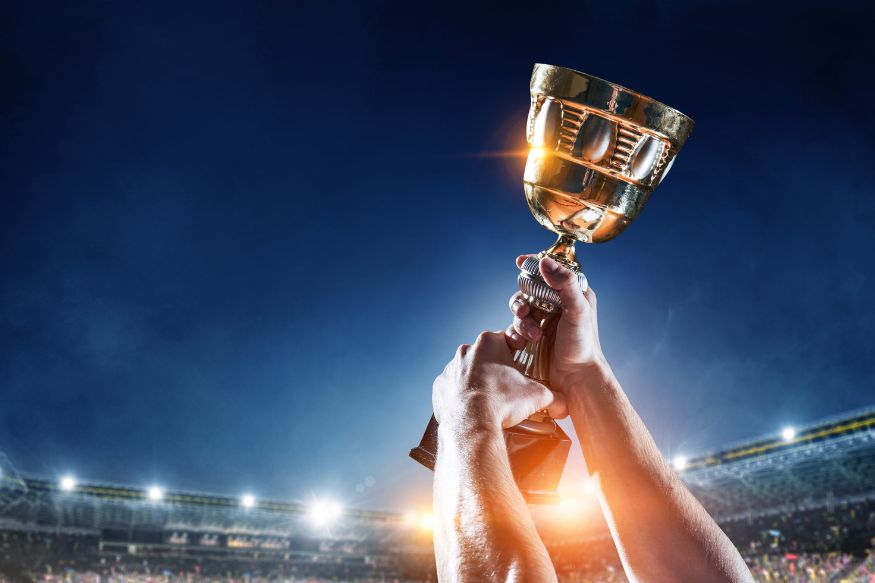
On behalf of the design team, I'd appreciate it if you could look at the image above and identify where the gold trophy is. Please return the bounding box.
[411,64,694,503]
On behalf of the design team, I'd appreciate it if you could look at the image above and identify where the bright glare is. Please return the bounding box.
[582,479,597,496]
[241,494,255,508]
[781,426,797,441]
[557,495,585,517]
[59,475,77,492]
[672,455,688,471]
[529,147,546,160]
[147,486,164,501]
[403,511,418,526]
[419,512,434,531]
[309,499,343,526]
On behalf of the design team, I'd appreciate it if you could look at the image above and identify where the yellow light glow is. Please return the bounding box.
[403,511,418,526]
[419,512,434,531]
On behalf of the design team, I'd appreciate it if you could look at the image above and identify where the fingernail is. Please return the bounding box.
[512,299,522,313]
[525,323,542,341]
[510,332,523,344]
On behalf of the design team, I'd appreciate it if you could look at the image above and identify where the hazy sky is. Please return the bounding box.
[2,0,874,512]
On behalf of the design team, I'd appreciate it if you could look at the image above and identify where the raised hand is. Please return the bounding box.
[433,330,567,432]
[505,254,607,396]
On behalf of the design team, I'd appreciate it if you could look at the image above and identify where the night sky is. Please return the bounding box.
[2,0,874,512]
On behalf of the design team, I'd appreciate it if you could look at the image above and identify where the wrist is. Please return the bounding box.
[437,412,505,461]
[437,393,503,438]
[556,357,617,401]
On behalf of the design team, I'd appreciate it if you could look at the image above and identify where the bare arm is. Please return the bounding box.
[507,255,753,583]
[432,332,565,582]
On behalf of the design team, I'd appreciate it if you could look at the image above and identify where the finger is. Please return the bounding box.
[475,331,516,365]
[474,330,504,345]
[473,331,508,354]
[508,292,530,318]
[583,286,597,308]
[518,379,567,422]
[513,315,542,342]
[515,254,536,269]
[546,391,568,420]
[583,287,598,327]
[505,325,527,350]
[539,256,589,317]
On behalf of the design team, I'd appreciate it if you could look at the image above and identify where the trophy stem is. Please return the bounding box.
[512,239,583,435]
[512,308,558,384]
[544,234,578,266]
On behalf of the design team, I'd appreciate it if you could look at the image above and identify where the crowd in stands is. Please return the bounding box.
[2,499,875,582]
[546,499,875,582]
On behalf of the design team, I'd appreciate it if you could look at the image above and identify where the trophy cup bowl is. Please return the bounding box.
[523,64,694,258]
[410,64,694,503]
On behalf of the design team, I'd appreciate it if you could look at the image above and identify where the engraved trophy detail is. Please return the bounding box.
[410,64,694,503]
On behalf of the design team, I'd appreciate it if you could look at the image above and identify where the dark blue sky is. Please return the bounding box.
[2,0,874,511]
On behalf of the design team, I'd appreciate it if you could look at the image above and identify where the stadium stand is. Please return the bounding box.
[1,406,874,582]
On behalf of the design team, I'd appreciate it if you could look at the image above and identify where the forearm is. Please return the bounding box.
[567,362,752,583]
[433,421,557,583]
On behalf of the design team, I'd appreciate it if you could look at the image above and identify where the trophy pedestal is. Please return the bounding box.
[409,415,571,504]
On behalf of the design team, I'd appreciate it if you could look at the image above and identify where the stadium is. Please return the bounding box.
[4,1,875,581]
[2,406,874,583]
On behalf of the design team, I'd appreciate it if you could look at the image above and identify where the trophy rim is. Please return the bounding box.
[531,63,694,145]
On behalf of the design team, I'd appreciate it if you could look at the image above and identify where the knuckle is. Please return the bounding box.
[540,384,553,401]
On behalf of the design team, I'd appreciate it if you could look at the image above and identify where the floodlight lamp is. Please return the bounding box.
[309,499,343,526]
[59,475,77,492]
[147,486,164,501]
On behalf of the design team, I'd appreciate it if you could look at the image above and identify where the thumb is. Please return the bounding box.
[539,256,588,316]
[544,390,568,420]
[521,377,569,421]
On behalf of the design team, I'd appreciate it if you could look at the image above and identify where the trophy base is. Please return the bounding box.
[409,416,571,504]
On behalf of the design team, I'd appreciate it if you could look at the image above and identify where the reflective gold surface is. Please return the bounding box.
[513,65,694,437]
[525,64,693,247]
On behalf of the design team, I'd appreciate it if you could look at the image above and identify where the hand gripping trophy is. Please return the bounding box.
[410,64,694,503]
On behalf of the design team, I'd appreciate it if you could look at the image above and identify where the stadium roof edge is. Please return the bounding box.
[0,466,402,523]
[682,404,875,472]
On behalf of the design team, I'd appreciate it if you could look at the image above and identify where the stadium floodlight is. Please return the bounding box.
[146,485,164,502]
[241,493,256,509]
[781,426,797,441]
[59,475,77,492]
[672,455,688,471]
[308,499,343,527]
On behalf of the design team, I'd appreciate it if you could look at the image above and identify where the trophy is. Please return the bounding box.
[410,64,694,503]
